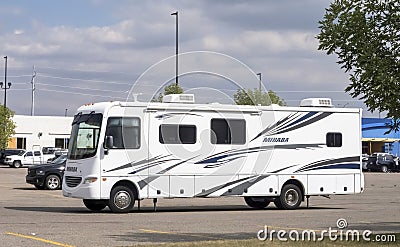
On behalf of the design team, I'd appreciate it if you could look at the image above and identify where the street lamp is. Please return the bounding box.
[171,11,178,86]
[257,73,262,92]
[0,56,12,109]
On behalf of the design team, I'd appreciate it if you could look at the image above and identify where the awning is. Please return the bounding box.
[362,138,400,142]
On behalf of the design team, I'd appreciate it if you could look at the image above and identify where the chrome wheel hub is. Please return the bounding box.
[114,191,131,209]
[285,189,299,206]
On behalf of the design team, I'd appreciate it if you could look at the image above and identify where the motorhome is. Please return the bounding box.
[63,94,364,213]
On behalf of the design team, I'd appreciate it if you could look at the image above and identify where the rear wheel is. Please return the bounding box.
[276,184,302,210]
[381,165,388,173]
[13,161,22,168]
[45,175,61,190]
[83,199,107,212]
[109,185,135,213]
[244,197,270,209]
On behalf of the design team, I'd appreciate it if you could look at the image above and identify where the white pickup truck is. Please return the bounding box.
[5,150,55,168]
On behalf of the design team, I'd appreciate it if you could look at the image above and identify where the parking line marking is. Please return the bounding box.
[139,228,222,240]
[6,232,75,247]
[262,225,324,232]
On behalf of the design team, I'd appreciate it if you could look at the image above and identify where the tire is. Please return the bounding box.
[381,165,388,173]
[109,185,135,213]
[34,184,45,190]
[276,184,302,210]
[45,175,61,190]
[83,199,107,212]
[13,161,22,168]
[244,197,270,209]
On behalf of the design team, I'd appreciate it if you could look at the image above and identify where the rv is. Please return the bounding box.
[63,94,364,213]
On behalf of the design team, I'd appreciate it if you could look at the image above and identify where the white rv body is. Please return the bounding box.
[63,97,364,212]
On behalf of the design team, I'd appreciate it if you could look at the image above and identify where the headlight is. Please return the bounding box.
[83,177,97,184]
[36,170,45,175]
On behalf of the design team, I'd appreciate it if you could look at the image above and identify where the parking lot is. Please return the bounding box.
[0,166,399,246]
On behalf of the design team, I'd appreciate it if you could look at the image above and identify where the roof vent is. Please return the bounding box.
[163,94,195,103]
[300,98,333,107]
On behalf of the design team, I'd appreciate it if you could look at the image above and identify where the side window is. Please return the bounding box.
[105,117,141,149]
[26,152,33,157]
[159,124,196,144]
[34,151,41,156]
[211,119,246,144]
[326,132,342,147]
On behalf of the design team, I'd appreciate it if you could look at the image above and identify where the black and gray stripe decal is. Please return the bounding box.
[197,144,324,168]
[195,175,258,197]
[251,112,333,141]
[138,156,199,189]
[221,175,270,196]
[105,154,174,173]
[294,156,360,173]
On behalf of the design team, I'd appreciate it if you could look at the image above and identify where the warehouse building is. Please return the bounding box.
[8,115,73,150]
[362,118,400,156]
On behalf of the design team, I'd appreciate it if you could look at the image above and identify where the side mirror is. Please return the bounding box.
[104,136,114,149]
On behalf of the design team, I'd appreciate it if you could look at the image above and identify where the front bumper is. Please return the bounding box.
[25,174,45,186]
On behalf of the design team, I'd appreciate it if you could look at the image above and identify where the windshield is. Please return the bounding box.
[51,154,67,165]
[18,151,25,156]
[68,113,103,160]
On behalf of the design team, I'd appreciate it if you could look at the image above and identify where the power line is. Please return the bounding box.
[36,82,129,94]
[38,88,127,99]
[37,73,132,85]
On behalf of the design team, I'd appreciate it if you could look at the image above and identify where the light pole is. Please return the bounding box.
[257,72,262,92]
[0,56,12,109]
[171,11,178,86]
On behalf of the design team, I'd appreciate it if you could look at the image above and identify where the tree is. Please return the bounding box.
[0,106,16,150]
[317,0,400,131]
[234,88,286,106]
[151,83,184,102]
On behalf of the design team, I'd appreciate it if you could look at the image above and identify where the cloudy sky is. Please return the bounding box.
[0,0,379,117]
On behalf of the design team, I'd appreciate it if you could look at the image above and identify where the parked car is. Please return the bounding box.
[362,154,369,171]
[5,150,55,168]
[366,153,400,173]
[26,154,67,190]
[0,149,25,165]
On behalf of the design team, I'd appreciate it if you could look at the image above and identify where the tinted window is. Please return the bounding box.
[105,117,141,149]
[159,124,196,144]
[326,132,342,147]
[211,119,246,144]
[34,151,41,156]
[26,152,33,157]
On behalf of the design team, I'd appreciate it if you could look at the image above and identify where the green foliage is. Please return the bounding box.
[0,106,16,149]
[151,83,184,102]
[234,88,286,106]
[317,0,400,131]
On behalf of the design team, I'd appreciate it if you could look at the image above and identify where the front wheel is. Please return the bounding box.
[276,184,302,210]
[83,199,107,212]
[13,161,22,168]
[381,165,388,173]
[244,197,270,209]
[109,186,135,213]
[45,175,61,190]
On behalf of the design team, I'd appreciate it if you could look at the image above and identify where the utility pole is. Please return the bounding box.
[257,73,262,92]
[0,56,12,109]
[171,11,178,86]
[31,66,36,116]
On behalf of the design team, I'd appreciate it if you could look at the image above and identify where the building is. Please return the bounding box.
[362,118,400,156]
[8,115,73,150]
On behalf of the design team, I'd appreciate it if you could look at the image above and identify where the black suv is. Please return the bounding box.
[0,149,25,165]
[366,153,400,173]
[26,155,66,190]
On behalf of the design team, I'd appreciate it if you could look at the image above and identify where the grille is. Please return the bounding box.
[65,176,82,187]
[28,169,36,176]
